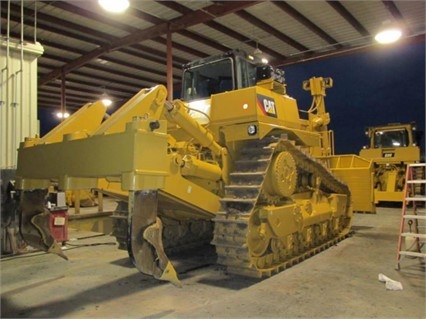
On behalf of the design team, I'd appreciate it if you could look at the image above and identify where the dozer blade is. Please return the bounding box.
[20,190,68,260]
[131,190,181,287]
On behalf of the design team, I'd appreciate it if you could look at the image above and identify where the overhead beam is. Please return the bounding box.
[150,37,210,59]
[234,10,309,52]
[53,78,136,96]
[40,53,160,87]
[272,2,343,49]
[2,3,189,68]
[50,1,147,33]
[38,92,93,103]
[205,20,287,61]
[50,2,208,62]
[125,45,186,66]
[276,33,425,67]
[381,0,413,35]
[327,1,370,37]
[42,84,125,98]
[155,0,189,15]
[39,1,261,86]
[156,2,287,60]
[177,29,230,53]
[382,0,404,20]
[3,3,113,44]
[40,46,181,81]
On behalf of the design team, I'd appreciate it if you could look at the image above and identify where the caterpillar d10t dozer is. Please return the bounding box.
[360,122,422,203]
[14,50,352,286]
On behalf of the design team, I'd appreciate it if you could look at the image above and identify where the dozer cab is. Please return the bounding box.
[14,49,353,286]
[360,122,422,203]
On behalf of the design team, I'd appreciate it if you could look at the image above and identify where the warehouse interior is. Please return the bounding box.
[1,1,425,318]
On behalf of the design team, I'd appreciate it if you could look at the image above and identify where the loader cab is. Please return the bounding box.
[373,127,410,148]
[366,123,416,149]
[360,122,421,164]
[181,49,263,124]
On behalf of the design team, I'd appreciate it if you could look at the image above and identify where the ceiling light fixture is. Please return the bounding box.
[252,43,268,64]
[375,21,402,44]
[99,91,113,107]
[56,112,70,119]
[102,98,112,107]
[101,93,113,107]
[98,0,129,13]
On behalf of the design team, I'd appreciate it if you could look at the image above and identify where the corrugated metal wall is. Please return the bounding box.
[0,38,43,168]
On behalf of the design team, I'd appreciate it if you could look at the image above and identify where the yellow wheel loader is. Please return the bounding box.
[360,122,422,203]
[13,50,353,286]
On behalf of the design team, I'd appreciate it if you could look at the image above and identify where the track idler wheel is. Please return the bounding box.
[20,190,67,259]
[130,190,181,287]
[247,211,271,257]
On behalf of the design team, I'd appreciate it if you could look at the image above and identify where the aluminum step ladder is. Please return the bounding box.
[395,163,426,270]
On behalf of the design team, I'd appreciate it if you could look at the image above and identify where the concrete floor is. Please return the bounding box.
[1,207,425,319]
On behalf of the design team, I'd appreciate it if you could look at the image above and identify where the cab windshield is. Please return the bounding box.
[374,128,409,148]
[182,55,257,102]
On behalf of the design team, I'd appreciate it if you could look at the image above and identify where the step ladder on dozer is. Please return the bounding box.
[395,163,426,270]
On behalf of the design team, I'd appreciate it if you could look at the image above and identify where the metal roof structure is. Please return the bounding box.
[1,0,425,112]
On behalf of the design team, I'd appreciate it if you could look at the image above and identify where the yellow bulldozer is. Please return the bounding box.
[13,49,357,286]
[360,122,422,204]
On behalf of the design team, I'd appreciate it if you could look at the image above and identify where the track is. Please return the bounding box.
[212,136,352,278]
[111,201,213,257]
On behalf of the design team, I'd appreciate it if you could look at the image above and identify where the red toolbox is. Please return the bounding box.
[49,207,69,244]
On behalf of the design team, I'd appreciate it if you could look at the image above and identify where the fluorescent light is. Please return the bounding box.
[375,28,402,44]
[98,0,129,13]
